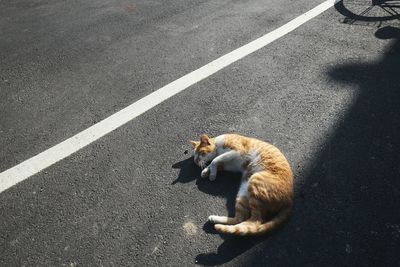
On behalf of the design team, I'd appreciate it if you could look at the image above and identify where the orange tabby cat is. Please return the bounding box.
[190,134,293,236]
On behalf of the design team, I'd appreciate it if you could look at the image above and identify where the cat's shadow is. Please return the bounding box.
[172,157,264,265]
[171,156,239,212]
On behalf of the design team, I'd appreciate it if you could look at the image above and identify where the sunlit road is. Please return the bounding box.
[1,0,399,266]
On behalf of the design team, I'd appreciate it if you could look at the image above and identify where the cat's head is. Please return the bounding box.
[190,134,217,169]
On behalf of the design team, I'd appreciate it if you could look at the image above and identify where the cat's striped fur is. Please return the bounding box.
[190,134,293,236]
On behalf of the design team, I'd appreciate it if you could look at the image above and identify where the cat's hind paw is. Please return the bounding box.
[208,215,228,224]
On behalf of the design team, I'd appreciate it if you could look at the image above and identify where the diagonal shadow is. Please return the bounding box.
[242,26,400,266]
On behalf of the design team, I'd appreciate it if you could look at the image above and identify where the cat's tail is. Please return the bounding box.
[214,206,292,236]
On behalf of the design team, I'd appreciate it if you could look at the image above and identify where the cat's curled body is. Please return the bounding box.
[190,134,293,236]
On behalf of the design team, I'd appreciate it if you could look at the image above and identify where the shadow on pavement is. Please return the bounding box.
[195,234,265,266]
[244,26,400,266]
[172,156,240,214]
[171,157,201,185]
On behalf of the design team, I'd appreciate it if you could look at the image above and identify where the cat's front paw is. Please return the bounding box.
[201,167,210,178]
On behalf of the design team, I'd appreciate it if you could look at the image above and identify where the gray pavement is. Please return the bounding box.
[1,0,400,266]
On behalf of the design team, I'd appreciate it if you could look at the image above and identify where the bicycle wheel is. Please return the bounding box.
[335,0,400,22]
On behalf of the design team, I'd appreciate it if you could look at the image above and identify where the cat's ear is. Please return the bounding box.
[190,140,199,148]
[200,134,211,146]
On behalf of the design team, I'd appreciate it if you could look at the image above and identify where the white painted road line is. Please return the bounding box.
[0,0,338,194]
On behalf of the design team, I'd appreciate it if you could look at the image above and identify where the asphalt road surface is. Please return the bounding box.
[1,0,400,266]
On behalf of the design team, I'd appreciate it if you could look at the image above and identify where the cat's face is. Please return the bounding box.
[190,134,217,169]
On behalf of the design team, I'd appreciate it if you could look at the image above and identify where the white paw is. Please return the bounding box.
[208,215,218,224]
[208,215,226,224]
[201,168,210,178]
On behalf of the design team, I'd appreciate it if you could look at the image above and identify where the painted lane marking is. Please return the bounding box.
[0,0,338,193]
